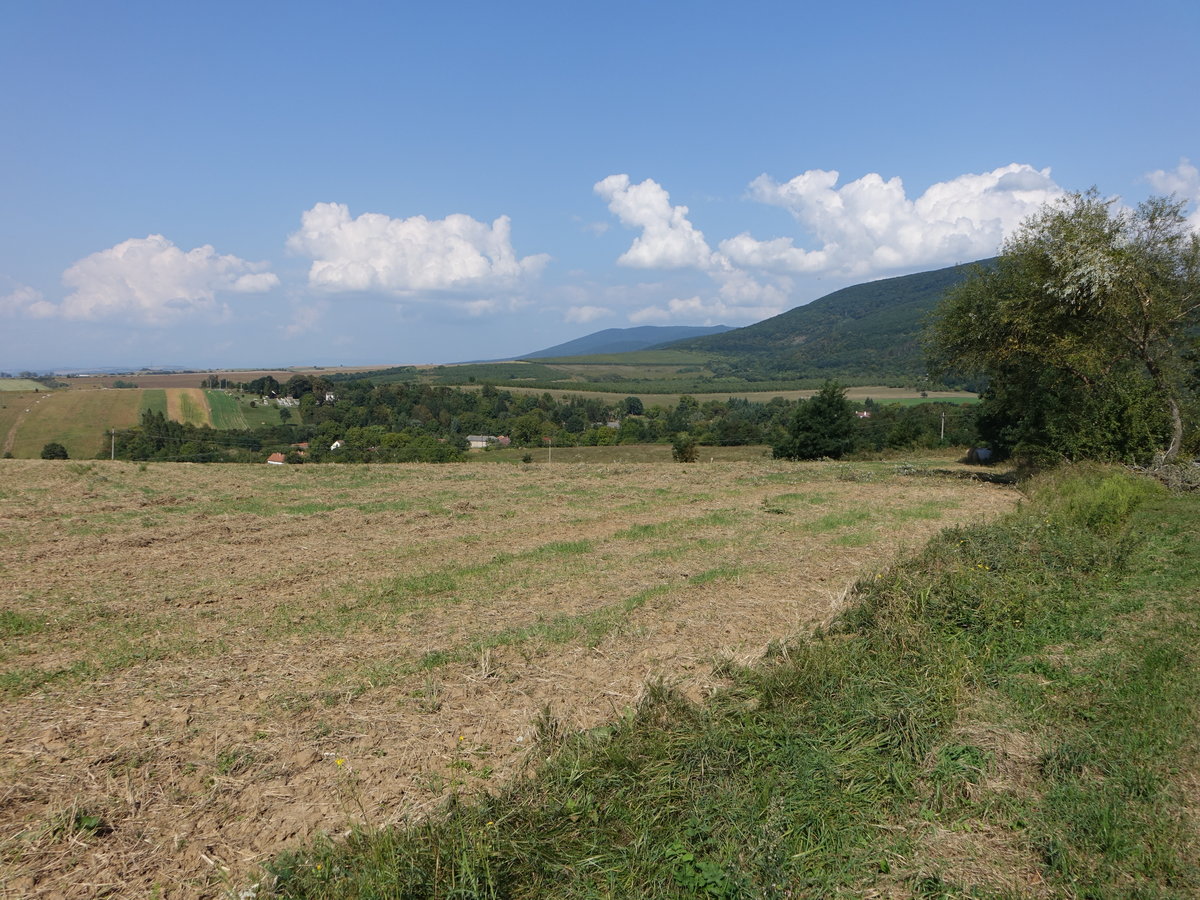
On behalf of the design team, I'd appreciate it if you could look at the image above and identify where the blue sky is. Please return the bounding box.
[2,0,1198,371]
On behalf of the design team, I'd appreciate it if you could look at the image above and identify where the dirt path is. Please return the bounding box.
[1,393,51,455]
[0,459,1017,898]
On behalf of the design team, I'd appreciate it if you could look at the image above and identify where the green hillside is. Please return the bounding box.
[331,262,991,394]
[670,260,991,377]
[522,325,732,358]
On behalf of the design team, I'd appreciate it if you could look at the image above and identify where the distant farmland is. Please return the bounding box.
[3,390,142,459]
[1,388,286,458]
[0,379,970,458]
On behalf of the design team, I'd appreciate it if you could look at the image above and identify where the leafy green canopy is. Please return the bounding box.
[40,441,68,460]
[772,381,857,460]
[926,191,1200,463]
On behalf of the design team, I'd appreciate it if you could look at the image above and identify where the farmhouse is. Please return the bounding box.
[266,452,286,465]
[466,434,496,450]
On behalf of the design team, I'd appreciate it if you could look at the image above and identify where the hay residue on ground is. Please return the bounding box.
[0,457,1015,898]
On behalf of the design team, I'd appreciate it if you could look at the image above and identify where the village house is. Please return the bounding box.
[266,452,286,465]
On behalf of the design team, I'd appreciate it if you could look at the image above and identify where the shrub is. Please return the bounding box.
[672,433,699,463]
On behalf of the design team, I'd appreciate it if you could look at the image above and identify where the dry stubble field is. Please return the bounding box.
[0,457,1017,898]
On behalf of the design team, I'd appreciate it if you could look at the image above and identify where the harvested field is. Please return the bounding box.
[0,458,1017,898]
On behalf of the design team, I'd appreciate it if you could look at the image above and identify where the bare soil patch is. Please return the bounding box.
[0,459,1017,898]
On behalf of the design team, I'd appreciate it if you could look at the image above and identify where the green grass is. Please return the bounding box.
[0,609,45,638]
[206,387,288,428]
[804,507,874,532]
[8,390,142,459]
[205,390,250,429]
[264,467,1200,898]
[0,378,44,391]
[140,389,167,416]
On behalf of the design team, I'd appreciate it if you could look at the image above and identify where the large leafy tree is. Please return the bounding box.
[927,190,1200,463]
[773,381,857,460]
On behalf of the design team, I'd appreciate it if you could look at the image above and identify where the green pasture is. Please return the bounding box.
[473,384,977,408]
[206,390,283,428]
[0,378,44,391]
[8,390,141,459]
[140,389,167,416]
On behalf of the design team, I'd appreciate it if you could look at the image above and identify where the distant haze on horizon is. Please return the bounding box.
[2,1,1197,371]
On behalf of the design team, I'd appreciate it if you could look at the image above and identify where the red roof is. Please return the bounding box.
[266,452,286,464]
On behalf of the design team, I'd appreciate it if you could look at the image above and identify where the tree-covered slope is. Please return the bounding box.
[522,325,732,359]
[671,260,992,377]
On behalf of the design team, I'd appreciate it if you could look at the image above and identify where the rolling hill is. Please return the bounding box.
[667,259,991,377]
[522,324,732,358]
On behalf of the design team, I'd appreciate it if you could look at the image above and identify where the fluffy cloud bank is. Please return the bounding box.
[597,164,1065,324]
[287,202,548,295]
[18,236,280,323]
[726,163,1063,277]
[0,284,55,318]
[0,238,276,322]
[593,175,717,270]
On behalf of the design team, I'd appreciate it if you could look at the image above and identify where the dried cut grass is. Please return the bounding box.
[0,458,1016,898]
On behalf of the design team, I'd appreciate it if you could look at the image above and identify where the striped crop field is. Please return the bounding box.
[166,388,212,427]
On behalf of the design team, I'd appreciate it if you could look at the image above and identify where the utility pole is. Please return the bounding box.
[110,429,115,460]
[940,412,945,442]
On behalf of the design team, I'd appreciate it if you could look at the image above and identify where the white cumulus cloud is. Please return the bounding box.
[1145,158,1200,230]
[594,175,717,270]
[565,304,611,324]
[0,283,57,318]
[287,202,549,294]
[727,163,1064,277]
[49,235,279,323]
[629,295,764,325]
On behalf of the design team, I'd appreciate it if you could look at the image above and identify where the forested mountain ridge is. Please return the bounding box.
[522,324,732,358]
[666,260,993,377]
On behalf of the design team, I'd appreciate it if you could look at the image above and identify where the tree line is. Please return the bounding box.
[103,383,978,463]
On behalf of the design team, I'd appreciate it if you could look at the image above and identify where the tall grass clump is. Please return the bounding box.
[264,468,1195,898]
